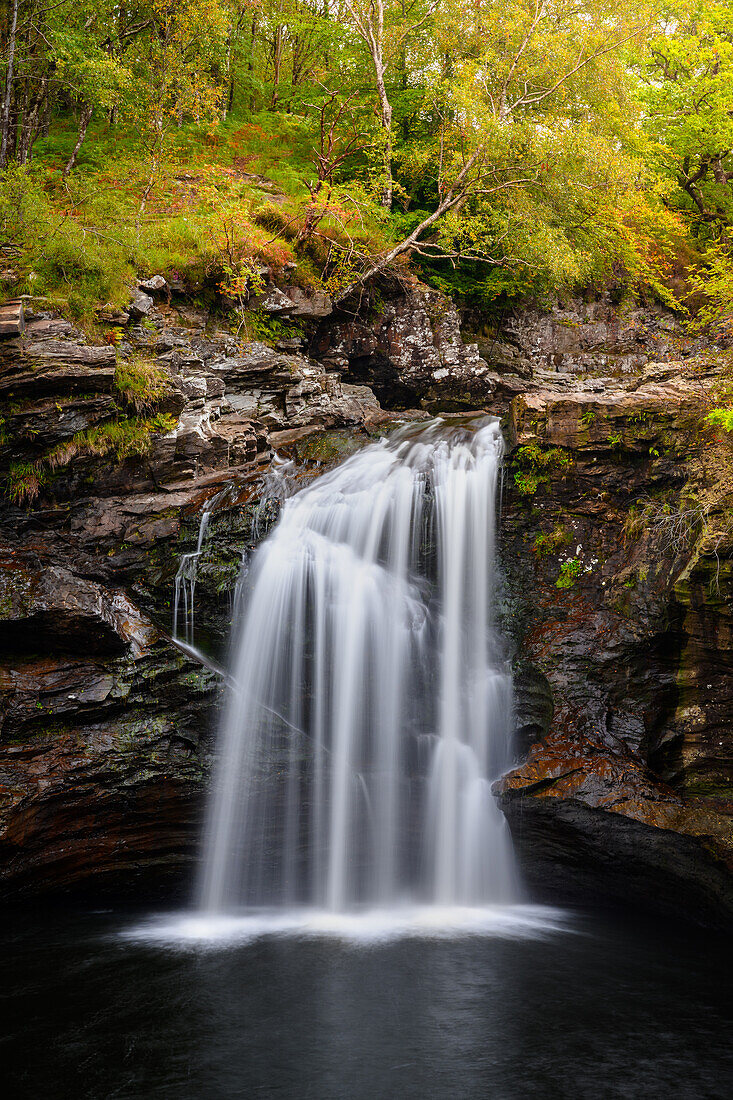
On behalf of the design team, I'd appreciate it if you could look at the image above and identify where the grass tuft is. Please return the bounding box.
[115,359,172,413]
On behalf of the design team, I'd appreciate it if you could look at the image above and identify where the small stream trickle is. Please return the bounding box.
[172,455,300,649]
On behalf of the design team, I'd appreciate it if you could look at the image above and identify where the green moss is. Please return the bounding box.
[556,558,584,588]
[533,524,573,557]
[513,443,571,496]
[683,779,733,798]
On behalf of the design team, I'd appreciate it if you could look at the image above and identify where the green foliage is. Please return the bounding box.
[533,525,573,557]
[556,558,584,588]
[0,0,721,321]
[47,416,176,469]
[244,311,305,345]
[0,164,136,319]
[638,1,733,328]
[513,442,571,495]
[705,408,733,433]
[623,504,646,543]
[1,414,181,505]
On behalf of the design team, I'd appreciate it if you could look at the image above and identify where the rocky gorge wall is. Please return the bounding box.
[0,275,731,925]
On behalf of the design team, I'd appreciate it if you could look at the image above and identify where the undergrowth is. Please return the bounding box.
[0,113,392,325]
[7,462,48,505]
[47,415,176,469]
[533,524,573,556]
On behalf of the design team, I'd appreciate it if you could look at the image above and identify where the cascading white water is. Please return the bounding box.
[199,416,516,915]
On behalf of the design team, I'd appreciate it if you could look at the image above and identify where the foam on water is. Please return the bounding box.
[122,904,571,948]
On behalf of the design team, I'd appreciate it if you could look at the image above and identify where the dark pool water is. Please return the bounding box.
[1,904,731,1099]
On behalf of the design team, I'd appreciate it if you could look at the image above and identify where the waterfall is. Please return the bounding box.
[199,417,516,915]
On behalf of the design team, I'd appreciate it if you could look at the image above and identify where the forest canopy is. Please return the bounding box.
[0,0,732,324]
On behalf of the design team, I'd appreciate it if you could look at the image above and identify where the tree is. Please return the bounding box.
[129,0,229,214]
[341,0,439,209]
[640,0,733,239]
[338,0,650,295]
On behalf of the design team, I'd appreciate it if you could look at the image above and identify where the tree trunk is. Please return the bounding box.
[375,66,393,209]
[271,26,283,110]
[221,27,232,121]
[63,104,93,178]
[0,0,19,168]
[247,15,258,111]
[400,0,409,142]
[334,147,484,303]
[16,75,48,165]
[15,77,31,164]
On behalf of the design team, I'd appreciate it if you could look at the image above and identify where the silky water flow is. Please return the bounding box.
[198,417,517,916]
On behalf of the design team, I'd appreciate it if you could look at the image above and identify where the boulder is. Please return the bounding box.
[139,275,168,295]
[282,286,333,319]
[128,290,154,320]
[255,287,294,315]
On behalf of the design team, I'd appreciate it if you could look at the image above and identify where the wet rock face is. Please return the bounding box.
[0,287,394,897]
[0,554,158,656]
[498,363,733,925]
[0,557,219,896]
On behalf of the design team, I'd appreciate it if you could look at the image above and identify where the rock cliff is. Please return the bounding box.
[0,276,731,925]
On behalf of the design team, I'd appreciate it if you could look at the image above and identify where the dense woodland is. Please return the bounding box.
[1,0,733,329]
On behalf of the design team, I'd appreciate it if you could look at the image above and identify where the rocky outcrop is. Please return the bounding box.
[0,552,218,895]
[468,292,693,381]
[1,274,731,925]
[497,363,733,926]
[0,284,393,895]
[313,285,511,410]
[310,288,691,414]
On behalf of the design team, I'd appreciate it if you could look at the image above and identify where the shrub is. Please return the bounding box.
[533,524,573,556]
[47,415,177,469]
[705,408,733,433]
[513,443,571,495]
